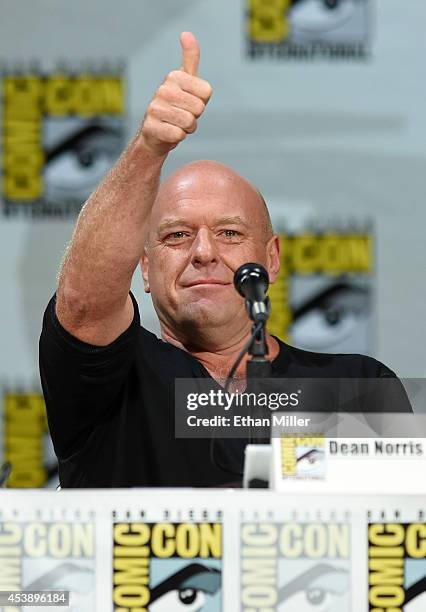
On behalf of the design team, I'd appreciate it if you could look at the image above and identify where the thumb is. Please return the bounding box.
[180,31,200,77]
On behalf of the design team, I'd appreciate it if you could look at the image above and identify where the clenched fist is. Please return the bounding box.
[140,32,212,156]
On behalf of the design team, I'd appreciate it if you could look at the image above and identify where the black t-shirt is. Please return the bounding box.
[39,292,405,488]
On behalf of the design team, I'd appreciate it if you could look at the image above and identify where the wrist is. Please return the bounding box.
[133,133,169,163]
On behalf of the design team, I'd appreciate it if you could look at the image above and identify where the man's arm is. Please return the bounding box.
[56,32,212,345]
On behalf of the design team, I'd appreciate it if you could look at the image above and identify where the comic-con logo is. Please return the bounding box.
[1,391,58,488]
[268,230,372,353]
[281,436,326,479]
[1,67,125,218]
[368,523,426,611]
[0,521,95,610]
[241,521,350,610]
[246,0,372,60]
[113,522,222,610]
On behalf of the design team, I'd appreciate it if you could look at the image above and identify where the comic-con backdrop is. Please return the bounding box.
[1,489,426,611]
[0,67,126,487]
[0,0,425,487]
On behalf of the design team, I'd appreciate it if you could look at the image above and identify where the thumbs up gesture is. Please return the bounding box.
[140,32,212,156]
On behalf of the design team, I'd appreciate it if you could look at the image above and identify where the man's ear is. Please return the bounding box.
[266,234,281,283]
[140,251,150,293]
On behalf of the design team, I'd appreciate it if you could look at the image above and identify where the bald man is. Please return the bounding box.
[39,33,403,488]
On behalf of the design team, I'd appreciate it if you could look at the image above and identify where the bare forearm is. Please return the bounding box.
[55,32,210,343]
[57,136,165,328]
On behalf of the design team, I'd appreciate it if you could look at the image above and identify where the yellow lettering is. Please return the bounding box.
[113,558,149,586]
[2,77,44,201]
[151,523,175,558]
[0,524,22,546]
[406,524,426,558]
[113,524,150,547]
[280,523,349,558]
[4,394,47,487]
[198,523,221,558]
[369,524,405,547]
[113,585,149,608]
[241,524,278,547]
[369,585,404,608]
[248,0,291,43]
[369,558,404,586]
[44,75,125,115]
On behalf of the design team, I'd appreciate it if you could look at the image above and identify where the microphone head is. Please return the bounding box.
[234,263,269,299]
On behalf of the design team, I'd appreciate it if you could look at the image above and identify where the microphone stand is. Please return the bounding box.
[246,298,271,444]
[246,320,271,378]
[216,291,272,476]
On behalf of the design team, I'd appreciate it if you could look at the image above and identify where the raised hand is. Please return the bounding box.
[140,32,212,156]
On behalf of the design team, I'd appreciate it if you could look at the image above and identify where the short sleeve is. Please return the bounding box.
[39,292,140,459]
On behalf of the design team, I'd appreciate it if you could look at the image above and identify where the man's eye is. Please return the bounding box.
[166,231,187,240]
[223,229,239,237]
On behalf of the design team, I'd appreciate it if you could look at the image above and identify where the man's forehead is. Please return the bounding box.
[156,214,251,233]
[151,191,264,235]
[148,160,272,238]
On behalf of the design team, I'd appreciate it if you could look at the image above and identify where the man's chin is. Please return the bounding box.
[178,300,233,328]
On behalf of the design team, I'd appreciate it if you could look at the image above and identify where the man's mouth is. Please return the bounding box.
[184,280,230,288]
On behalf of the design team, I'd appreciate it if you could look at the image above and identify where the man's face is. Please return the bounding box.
[141,165,280,341]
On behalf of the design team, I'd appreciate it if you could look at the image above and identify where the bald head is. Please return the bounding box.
[140,159,281,342]
[147,160,273,245]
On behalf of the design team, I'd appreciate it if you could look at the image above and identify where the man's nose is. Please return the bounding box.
[190,228,219,266]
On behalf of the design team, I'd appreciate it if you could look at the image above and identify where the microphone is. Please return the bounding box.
[234,263,270,324]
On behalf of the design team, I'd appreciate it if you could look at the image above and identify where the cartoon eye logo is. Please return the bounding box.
[179,588,197,604]
[297,448,325,474]
[24,562,94,612]
[278,563,349,612]
[150,588,206,611]
[149,563,221,612]
[289,0,357,35]
[290,282,370,352]
[404,576,426,611]
[323,0,340,9]
[306,586,326,604]
[44,122,122,200]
